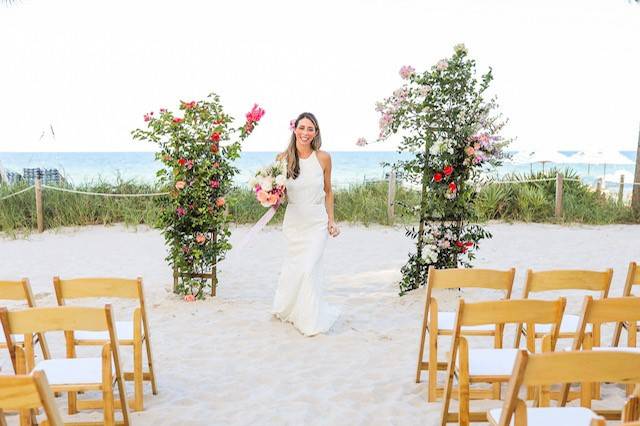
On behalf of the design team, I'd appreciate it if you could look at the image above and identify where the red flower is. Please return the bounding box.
[178,158,187,166]
[434,172,443,183]
[172,117,184,124]
[455,241,464,248]
[448,182,457,192]
[210,180,220,189]
[210,132,221,142]
[464,241,474,248]
[245,103,265,123]
[182,101,197,110]
[443,165,453,176]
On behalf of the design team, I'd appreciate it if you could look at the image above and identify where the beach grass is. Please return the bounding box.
[1,170,638,235]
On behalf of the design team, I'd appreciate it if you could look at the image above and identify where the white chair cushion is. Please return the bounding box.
[437,311,495,331]
[592,346,640,353]
[488,407,597,426]
[74,321,136,341]
[461,348,520,376]
[535,314,591,334]
[0,333,25,344]
[33,358,108,385]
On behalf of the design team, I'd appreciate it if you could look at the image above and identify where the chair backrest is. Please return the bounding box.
[0,279,36,306]
[453,298,566,352]
[573,296,640,350]
[523,269,613,298]
[426,267,515,300]
[0,371,63,426]
[0,305,122,374]
[623,262,640,297]
[497,350,640,426]
[54,277,142,303]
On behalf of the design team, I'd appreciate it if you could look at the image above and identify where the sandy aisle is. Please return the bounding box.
[1,223,639,425]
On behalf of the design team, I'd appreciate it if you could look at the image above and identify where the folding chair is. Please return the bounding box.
[54,276,157,411]
[0,305,130,426]
[0,278,50,366]
[487,350,640,426]
[514,269,612,347]
[416,267,516,402]
[440,298,566,425]
[613,262,640,347]
[0,371,63,426]
[560,296,640,415]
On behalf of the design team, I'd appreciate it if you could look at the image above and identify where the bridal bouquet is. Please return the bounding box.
[249,159,287,208]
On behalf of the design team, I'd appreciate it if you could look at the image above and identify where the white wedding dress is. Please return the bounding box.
[272,150,340,336]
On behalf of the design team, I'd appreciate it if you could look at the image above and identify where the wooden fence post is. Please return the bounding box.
[35,177,44,233]
[555,172,563,219]
[387,171,396,225]
[618,174,625,205]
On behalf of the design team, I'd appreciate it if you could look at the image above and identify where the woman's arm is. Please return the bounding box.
[317,150,340,237]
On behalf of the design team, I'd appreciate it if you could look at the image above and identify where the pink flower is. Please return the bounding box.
[419,85,432,96]
[175,180,186,190]
[215,197,225,207]
[184,294,196,302]
[181,101,197,110]
[438,240,451,249]
[289,119,296,131]
[144,113,151,122]
[379,113,392,129]
[399,65,415,79]
[436,59,449,71]
[185,160,194,170]
[195,233,206,244]
[465,146,475,156]
[210,180,220,189]
[443,165,454,176]
[176,207,186,217]
[172,117,184,124]
[356,137,367,147]
[266,193,279,205]
[256,190,269,203]
[245,104,265,123]
[212,162,220,168]
[181,245,190,254]
[159,108,167,113]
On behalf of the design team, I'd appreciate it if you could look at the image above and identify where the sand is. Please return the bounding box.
[1,222,639,425]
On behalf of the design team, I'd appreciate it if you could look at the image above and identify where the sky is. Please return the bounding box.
[0,0,639,153]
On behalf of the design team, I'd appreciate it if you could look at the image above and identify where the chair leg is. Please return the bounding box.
[103,346,115,426]
[133,339,143,411]
[428,330,438,402]
[612,322,624,347]
[68,392,78,415]
[144,337,158,395]
[458,338,470,426]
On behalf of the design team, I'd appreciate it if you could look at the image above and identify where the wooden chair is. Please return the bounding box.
[514,269,613,347]
[0,305,130,426]
[560,296,640,415]
[53,276,157,411]
[0,371,63,426]
[440,298,566,426]
[613,262,640,347]
[487,350,640,426]
[416,267,516,402]
[0,278,51,366]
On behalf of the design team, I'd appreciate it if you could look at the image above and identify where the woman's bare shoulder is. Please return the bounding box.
[316,150,332,163]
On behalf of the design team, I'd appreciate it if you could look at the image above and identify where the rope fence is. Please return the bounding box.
[1,173,640,231]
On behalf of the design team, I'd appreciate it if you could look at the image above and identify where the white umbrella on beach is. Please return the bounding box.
[509,149,570,172]
[566,150,633,177]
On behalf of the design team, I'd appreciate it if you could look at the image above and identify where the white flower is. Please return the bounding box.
[422,243,438,263]
[454,43,467,54]
[419,85,432,96]
[248,177,259,189]
[259,176,273,192]
[275,174,286,186]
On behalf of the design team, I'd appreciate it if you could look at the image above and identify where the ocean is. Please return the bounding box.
[0,151,637,193]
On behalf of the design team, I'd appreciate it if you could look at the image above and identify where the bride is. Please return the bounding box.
[272,112,340,336]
